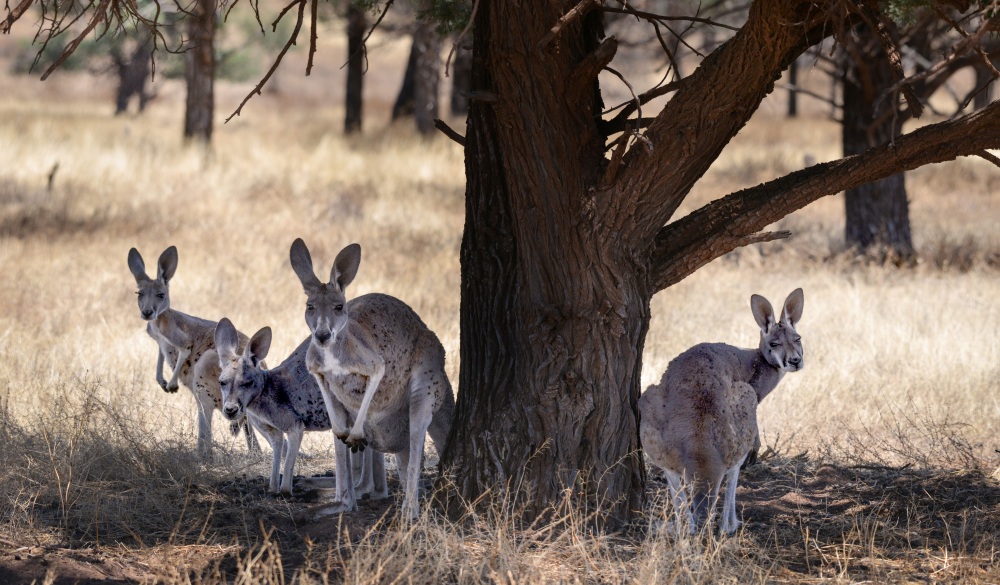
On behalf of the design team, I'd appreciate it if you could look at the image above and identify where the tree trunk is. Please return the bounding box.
[113,32,153,115]
[184,0,216,142]
[842,28,914,261]
[413,17,442,135]
[344,4,365,134]
[391,40,417,120]
[974,63,995,111]
[439,0,646,526]
[787,56,798,117]
[450,37,472,116]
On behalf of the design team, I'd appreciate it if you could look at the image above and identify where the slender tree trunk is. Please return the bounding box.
[787,57,798,117]
[392,41,417,120]
[974,63,995,111]
[842,28,914,261]
[439,1,645,526]
[413,17,442,135]
[450,36,472,116]
[184,0,216,142]
[344,4,365,134]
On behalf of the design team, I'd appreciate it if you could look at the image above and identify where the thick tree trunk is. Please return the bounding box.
[450,37,472,116]
[413,18,442,135]
[439,1,646,525]
[183,0,216,142]
[344,4,365,134]
[842,29,914,260]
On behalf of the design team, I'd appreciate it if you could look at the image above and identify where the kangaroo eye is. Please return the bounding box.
[136,291,143,297]
[769,342,779,348]
[335,304,344,311]
[794,337,801,342]
[306,304,315,311]
[240,380,253,388]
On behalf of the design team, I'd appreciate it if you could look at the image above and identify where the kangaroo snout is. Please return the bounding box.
[141,309,154,320]
[223,404,240,419]
[313,330,332,345]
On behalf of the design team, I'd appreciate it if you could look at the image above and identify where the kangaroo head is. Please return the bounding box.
[289,238,361,349]
[750,288,804,372]
[215,318,269,421]
[127,246,177,321]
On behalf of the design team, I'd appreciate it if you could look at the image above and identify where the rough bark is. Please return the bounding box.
[841,27,914,260]
[344,3,365,134]
[183,0,216,142]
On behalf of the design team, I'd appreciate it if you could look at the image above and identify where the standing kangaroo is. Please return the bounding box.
[127,246,260,458]
[215,317,386,497]
[289,238,454,519]
[639,289,804,535]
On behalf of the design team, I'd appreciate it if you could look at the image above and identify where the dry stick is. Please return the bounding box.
[1,0,34,33]
[538,0,598,50]
[602,4,739,31]
[226,0,306,122]
[445,0,479,76]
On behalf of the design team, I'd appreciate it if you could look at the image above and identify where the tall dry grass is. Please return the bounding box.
[0,44,998,582]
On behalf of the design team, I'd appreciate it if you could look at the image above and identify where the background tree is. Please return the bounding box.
[183,0,217,142]
[345,2,366,133]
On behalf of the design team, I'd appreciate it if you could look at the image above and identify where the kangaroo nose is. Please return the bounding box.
[788,356,801,367]
[314,330,331,344]
[141,309,153,319]
[224,405,239,419]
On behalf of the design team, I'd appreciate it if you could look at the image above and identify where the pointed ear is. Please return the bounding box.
[750,294,776,333]
[290,238,322,292]
[780,288,804,328]
[331,243,361,291]
[157,246,178,283]
[246,327,272,366]
[215,318,240,361]
[127,248,149,282]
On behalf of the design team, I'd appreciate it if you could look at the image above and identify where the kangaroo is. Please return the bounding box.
[289,238,454,519]
[215,317,387,497]
[639,289,804,535]
[127,246,260,458]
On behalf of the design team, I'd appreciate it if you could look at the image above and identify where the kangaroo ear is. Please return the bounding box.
[128,248,149,282]
[215,318,240,361]
[246,327,272,366]
[331,243,361,291]
[781,288,804,328]
[750,294,776,333]
[157,246,178,283]
[290,238,322,292]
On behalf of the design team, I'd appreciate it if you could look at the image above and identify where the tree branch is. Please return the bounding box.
[977,150,1000,169]
[648,100,1000,292]
[538,0,599,50]
[434,118,466,146]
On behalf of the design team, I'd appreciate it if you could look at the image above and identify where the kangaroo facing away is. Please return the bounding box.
[289,238,455,519]
[215,317,386,497]
[127,246,260,459]
[639,289,804,535]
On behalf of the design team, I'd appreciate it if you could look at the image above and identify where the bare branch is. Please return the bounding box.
[41,0,112,80]
[538,0,599,50]
[445,0,478,76]
[2,0,34,34]
[648,100,1000,292]
[434,118,466,146]
[342,0,395,74]
[305,0,317,75]
[601,5,739,32]
[977,150,1000,169]
[226,0,307,122]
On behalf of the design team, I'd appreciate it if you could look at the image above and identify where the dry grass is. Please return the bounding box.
[1,29,999,583]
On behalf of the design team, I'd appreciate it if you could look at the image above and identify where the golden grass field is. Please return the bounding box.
[1,21,999,583]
